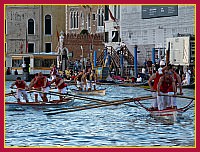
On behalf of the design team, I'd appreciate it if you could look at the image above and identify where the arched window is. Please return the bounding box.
[70,11,79,29]
[45,15,51,35]
[28,19,34,34]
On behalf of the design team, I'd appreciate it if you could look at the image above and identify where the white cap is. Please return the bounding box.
[158,68,163,74]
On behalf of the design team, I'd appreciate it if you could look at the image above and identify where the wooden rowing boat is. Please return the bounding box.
[5,97,74,110]
[134,98,194,121]
[73,89,106,96]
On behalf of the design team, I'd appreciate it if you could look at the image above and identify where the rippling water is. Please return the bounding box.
[5,81,195,147]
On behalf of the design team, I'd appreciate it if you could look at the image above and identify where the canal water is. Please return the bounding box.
[5,81,195,147]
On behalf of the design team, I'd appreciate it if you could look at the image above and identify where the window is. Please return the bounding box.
[28,43,34,53]
[97,8,104,26]
[112,31,119,42]
[105,5,109,21]
[92,14,95,20]
[45,15,51,35]
[12,59,23,67]
[87,14,91,32]
[45,43,51,53]
[28,19,34,34]
[34,58,57,67]
[105,32,109,43]
[70,11,79,29]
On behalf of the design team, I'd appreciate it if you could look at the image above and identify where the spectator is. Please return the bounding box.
[6,67,11,75]
[14,69,18,75]
[146,58,152,74]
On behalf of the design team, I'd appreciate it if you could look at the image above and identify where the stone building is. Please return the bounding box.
[119,5,195,65]
[5,5,66,74]
[65,5,105,34]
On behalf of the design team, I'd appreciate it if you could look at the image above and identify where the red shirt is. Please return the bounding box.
[160,77,173,93]
[15,80,26,89]
[153,72,163,91]
[55,78,67,89]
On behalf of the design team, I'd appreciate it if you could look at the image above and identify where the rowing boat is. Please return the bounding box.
[134,98,194,121]
[5,97,74,110]
[73,89,106,96]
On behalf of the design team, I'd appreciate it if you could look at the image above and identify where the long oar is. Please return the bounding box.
[45,95,154,115]
[29,90,108,104]
[5,91,16,97]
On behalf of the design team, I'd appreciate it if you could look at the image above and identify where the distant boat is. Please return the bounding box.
[73,89,106,96]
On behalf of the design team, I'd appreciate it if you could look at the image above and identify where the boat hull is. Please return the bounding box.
[5,98,74,110]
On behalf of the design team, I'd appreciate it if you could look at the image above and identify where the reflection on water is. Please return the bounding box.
[5,81,195,147]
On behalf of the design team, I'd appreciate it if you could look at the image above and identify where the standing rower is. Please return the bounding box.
[148,67,163,110]
[29,73,40,102]
[50,74,67,101]
[90,70,97,90]
[168,64,183,109]
[10,77,29,103]
[74,71,83,91]
[157,70,176,110]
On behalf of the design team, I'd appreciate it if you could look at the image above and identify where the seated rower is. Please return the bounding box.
[50,74,67,101]
[10,77,29,103]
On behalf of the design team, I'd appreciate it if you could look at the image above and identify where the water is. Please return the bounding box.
[5,81,195,147]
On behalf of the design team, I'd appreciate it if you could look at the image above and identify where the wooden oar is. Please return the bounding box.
[5,91,16,96]
[29,89,108,104]
[45,95,155,115]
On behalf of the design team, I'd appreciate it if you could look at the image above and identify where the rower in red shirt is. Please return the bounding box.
[168,64,183,109]
[10,77,29,103]
[148,67,163,110]
[50,74,67,101]
[157,70,176,110]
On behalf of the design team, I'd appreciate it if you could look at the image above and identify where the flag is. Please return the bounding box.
[108,8,116,22]
[56,25,59,42]
[25,29,28,53]
[19,41,23,53]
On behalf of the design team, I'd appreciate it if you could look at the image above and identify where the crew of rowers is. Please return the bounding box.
[148,64,183,111]
[10,72,67,103]
[74,68,97,91]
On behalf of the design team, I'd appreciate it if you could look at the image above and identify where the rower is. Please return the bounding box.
[39,72,50,102]
[90,69,97,90]
[148,67,163,110]
[157,70,176,110]
[50,74,67,101]
[86,68,92,91]
[74,71,83,91]
[29,73,40,102]
[168,64,183,109]
[81,69,87,91]
[10,77,29,103]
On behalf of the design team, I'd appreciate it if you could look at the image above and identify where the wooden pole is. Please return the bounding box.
[45,95,155,115]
